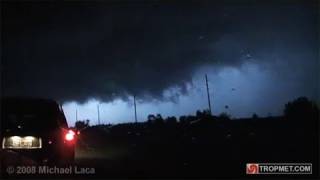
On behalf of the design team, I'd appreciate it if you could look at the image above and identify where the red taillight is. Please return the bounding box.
[65,130,75,141]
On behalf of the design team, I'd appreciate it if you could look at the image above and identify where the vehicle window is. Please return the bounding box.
[57,111,68,129]
[1,100,60,131]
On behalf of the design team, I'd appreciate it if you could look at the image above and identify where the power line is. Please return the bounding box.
[76,108,78,122]
[97,104,100,125]
[134,95,137,123]
[205,74,212,115]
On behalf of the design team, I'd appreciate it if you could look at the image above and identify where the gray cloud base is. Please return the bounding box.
[2,1,318,104]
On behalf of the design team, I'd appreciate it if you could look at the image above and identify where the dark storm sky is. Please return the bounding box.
[1,0,319,123]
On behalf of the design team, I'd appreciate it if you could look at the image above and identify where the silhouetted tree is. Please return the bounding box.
[75,119,90,130]
[252,113,258,119]
[147,114,156,122]
[196,110,203,118]
[156,114,163,120]
[196,110,210,119]
[154,114,164,124]
[166,116,177,125]
[218,112,231,121]
[186,115,197,123]
[284,97,319,124]
[179,116,187,124]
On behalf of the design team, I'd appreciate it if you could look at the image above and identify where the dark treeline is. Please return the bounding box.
[75,97,319,178]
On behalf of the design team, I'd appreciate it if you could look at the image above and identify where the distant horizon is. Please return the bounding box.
[69,110,286,127]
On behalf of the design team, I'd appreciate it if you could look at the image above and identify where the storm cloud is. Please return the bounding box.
[2,0,318,104]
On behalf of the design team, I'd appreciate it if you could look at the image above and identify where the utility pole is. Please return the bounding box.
[76,108,78,122]
[134,95,137,123]
[205,74,212,115]
[97,104,100,125]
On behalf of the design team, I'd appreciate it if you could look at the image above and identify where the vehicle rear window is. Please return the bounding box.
[1,99,61,131]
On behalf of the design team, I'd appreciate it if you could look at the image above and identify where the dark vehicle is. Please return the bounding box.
[1,97,76,164]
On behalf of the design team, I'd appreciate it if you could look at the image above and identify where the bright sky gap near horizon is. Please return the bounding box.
[62,62,318,126]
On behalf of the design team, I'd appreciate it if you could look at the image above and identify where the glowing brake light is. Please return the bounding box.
[65,130,75,141]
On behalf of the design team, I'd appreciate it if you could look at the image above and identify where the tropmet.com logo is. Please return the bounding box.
[246,163,312,175]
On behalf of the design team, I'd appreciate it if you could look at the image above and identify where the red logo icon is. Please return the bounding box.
[246,163,259,174]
